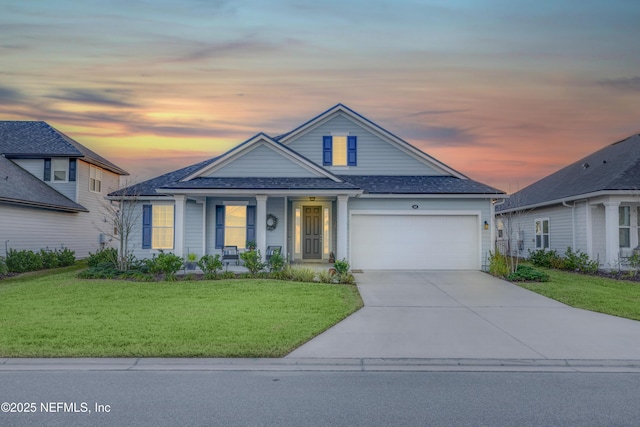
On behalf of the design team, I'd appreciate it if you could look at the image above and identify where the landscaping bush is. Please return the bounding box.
[57,248,76,267]
[197,254,223,279]
[6,249,43,273]
[507,265,550,282]
[267,250,285,273]
[145,251,184,281]
[39,249,59,269]
[488,250,510,279]
[0,256,7,275]
[240,249,266,275]
[563,247,598,273]
[528,249,561,268]
[333,259,355,284]
[87,248,118,268]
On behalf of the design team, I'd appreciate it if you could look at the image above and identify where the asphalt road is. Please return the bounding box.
[2,371,640,426]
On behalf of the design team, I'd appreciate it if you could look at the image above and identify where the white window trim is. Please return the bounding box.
[534,218,550,250]
[89,165,103,193]
[152,205,175,250]
[619,206,631,248]
[52,158,69,182]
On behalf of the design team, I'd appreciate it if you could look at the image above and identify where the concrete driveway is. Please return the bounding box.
[287,270,640,360]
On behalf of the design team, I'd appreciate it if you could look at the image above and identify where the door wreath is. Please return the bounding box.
[266,213,278,231]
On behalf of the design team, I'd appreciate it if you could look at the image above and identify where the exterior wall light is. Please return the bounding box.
[484,220,489,230]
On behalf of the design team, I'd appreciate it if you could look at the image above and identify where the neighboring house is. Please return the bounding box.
[496,133,640,269]
[0,121,128,258]
[113,104,505,270]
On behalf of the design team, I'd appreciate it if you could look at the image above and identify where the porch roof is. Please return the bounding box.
[338,175,505,195]
[162,177,360,191]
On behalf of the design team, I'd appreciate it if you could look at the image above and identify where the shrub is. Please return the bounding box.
[528,249,561,268]
[488,250,510,279]
[317,270,334,284]
[87,248,118,268]
[39,249,59,269]
[334,259,350,276]
[563,247,598,273]
[287,267,316,282]
[0,256,7,275]
[197,254,223,279]
[145,251,184,281]
[219,271,237,280]
[267,250,285,273]
[507,265,550,282]
[56,248,75,266]
[6,249,43,273]
[240,249,265,275]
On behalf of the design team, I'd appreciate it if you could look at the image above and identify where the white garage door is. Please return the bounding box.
[350,214,480,270]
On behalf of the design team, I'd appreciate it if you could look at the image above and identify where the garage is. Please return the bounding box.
[349,213,480,270]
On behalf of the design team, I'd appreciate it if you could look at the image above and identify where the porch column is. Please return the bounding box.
[336,195,349,262]
[174,195,186,257]
[604,201,620,268]
[256,195,268,257]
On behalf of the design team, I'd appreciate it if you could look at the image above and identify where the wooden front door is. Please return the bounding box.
[303,206,322,259]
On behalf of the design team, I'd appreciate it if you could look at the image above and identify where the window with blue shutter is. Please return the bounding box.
[246,205,256,243]
[44,158,51,181]
[69,159,77,182]
[347,136,357,166]
[142,205,152,249]
[322,136,332,166]
[215,205,225,249]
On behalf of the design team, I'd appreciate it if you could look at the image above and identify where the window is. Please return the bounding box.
[323,135,357,166]
[90,165,102,193]
[52,158,68,181]
[497,219,504,238]
[535,218,549,249]
[142,205,174,249]
[620,206,630,248]
[215,205,256,249]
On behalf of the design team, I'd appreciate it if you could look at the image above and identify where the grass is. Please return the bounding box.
[516,266,640,321]
[0,267,363,357]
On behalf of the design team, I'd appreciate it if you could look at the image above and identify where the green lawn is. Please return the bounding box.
[0,266,363,357]
[516,267,640,321]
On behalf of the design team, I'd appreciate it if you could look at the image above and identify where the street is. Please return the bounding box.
[2,370,640,426]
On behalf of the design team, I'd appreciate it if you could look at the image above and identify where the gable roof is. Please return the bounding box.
[180,133,343,182]
[0,121,128,175]
[275,103,469,179]
[498,134,640,212]
[0,155,87,212]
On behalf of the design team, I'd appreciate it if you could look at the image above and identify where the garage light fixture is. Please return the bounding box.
[484,221,489,230]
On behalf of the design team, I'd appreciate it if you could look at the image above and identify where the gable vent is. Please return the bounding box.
[582,162,590,169]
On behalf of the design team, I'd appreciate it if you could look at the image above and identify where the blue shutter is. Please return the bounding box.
[322,136,332,166]
[246,205,256,244]
[69,159,77,182]
[215,206,225,249]
[347,136,357,166]
[142,205,152,249]
[44,158,51,181]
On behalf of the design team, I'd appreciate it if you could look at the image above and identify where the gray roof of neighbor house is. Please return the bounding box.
[0,155,87,212]
[498,134,640,211]
[0,121,128,175]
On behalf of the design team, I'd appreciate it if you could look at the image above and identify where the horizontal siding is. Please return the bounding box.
[209,144,318,177]
[266,197,286,249]
[184,200,204,257]
[0,161,122,259]
[12,158,44,179]
[286,113,443,176]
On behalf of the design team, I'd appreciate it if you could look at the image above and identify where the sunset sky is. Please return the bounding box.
[1,0,639,192]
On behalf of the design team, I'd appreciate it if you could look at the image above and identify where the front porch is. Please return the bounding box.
[173,193,353,264]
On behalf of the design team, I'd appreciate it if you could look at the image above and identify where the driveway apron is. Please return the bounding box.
[287,271,640,360]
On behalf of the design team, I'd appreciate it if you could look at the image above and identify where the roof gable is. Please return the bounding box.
[276,104,467,178]
[499,134,640,211]
[182,133,342,182]
[0,121,128,175]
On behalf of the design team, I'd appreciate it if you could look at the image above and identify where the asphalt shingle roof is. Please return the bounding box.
[0,155,87,212]
[0,121,128,175]
[498,134,640,211]
[164,177,360,190]
[339,175,504,195]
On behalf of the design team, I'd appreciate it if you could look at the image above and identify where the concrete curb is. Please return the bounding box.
[2,358,640,373]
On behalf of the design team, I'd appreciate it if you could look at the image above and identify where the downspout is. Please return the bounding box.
[562,201,576,251]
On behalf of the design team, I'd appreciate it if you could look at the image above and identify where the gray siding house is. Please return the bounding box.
[496,134,640,269]
[0,121,128,258]
[114,104,505,270]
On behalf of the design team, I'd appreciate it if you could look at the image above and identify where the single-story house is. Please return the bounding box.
[113,104,505,270]
[496,133,640,269]
[0,121,128,258]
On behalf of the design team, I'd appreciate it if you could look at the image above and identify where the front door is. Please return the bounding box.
[303,206,322,259]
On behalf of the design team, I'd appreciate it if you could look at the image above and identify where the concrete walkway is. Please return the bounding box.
[288,270,640,360]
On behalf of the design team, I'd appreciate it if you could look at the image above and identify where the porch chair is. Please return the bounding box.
[222,246,239,265]
[265,246,282,262]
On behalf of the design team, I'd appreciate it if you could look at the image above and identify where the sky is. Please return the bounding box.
[1,0,639,192]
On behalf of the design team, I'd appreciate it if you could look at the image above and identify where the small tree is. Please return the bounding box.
[96,180,143,272]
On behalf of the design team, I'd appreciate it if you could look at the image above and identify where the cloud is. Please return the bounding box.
[403,109,471,118]
[0,86,26,105]
[597,76,640,92]
[45,88,137,108]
